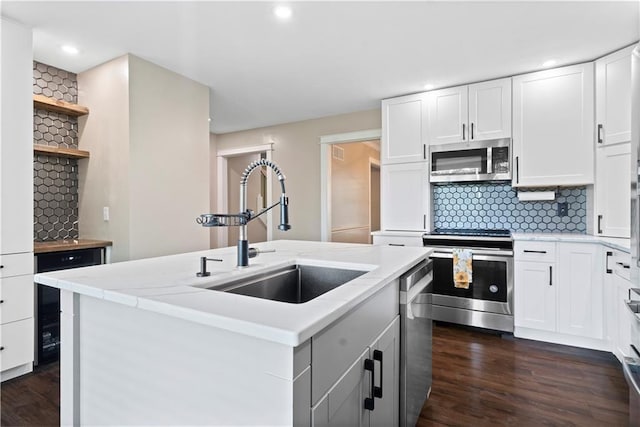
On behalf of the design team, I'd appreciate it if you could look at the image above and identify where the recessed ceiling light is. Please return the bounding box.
[423,84,434,91]
[61,45,79,55]
[542,59,557,68]
[274,5,292,20]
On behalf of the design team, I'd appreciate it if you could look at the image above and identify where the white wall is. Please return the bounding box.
[78,56,131,261]
[215,109,381,242]
[128,55,210,259]
[78,55,210,261]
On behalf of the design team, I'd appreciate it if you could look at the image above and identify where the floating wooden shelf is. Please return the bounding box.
[33,144,90,159]
[33,94,89,117]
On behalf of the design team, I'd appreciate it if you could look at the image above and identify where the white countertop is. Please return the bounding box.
[512,232,631,253]
[34,240,430,347]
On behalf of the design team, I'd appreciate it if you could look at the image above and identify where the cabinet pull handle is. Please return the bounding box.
[523,250,547,254]
[364,358,375,411]
[549,266,553,286]
[606,251,613,274]
[597,215,603,234]
[515,156,519,184]
[423,214,426,230]
[597,124,603,144]
[0,300,4,304]
[462,123,466,141]
[0,265,4,269]
[616,262,630,269]
[471,122,475,140]
[0,346,4,351]
[373,350,383,398]
[388,243,405,247]
[423,144,426,160]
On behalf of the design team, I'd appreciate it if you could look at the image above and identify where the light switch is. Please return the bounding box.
[103,207,110,221]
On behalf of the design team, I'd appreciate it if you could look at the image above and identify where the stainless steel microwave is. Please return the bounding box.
[429,138,512,183]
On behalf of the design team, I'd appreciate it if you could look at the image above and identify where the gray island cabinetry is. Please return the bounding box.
[35,240,428,425]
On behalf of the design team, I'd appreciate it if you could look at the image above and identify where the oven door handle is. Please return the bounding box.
[429,250,513,260]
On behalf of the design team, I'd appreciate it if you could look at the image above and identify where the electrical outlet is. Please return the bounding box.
[103,206,110,221]
[557,202,568,217]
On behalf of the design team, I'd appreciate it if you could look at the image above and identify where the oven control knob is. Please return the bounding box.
[489,284,499,293]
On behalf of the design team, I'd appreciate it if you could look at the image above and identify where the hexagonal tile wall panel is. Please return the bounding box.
[432,183,587,233]
[33,61,79,241]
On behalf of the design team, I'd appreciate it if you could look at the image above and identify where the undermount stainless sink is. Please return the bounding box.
[212,264,368,304]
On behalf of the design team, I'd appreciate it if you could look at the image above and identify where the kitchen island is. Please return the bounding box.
[34,240,430,426]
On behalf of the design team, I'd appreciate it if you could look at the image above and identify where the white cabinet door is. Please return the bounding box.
[0,275,34,324]
[556,243,603,339]
[468,78,512,141]
[596,45,633,146]
[0,18,33,255]
[311,349,370,427]
[512,63,595,187]
[595,143,631,237]
[514,261,556,332]
[613,272,633,359]
[370,317,399,427]
[381,163,429,231]
[426,86,468,145]
[0,318,34,372]
[381,94,427,164]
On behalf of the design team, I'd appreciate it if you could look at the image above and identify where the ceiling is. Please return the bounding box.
[2,1,639,134]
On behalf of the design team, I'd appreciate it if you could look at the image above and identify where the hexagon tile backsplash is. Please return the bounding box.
[33,61,79,241]
[432,183,587,233]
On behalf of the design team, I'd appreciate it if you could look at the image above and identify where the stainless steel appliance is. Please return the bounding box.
[628,42,640,427]
[399,259,433,427]
[429,138,511,183]
[423,229,514,333]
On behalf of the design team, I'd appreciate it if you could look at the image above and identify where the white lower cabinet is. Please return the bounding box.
[514,260,556,332]
[312,317,399,427]
[604,249,633,361]
[514,241,606,349]
[371,233,424,247]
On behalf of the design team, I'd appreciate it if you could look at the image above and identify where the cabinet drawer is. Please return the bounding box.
[0,275,34,324]
[1,318,34,372]
[311,280,399,405]
[612,251,631,281]
[372,235,423,247]
[0,252,33,278]
[514,241,556,262]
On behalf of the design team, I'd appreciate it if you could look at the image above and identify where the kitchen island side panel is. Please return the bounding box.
[74,295,295,425]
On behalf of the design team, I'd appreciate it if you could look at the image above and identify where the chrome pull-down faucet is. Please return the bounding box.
[196,159,291,268]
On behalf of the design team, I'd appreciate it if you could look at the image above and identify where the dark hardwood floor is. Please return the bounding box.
[419,323,629,426]
[0,324,629,426]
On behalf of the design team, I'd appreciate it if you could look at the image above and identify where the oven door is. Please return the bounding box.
[429,250,513,315]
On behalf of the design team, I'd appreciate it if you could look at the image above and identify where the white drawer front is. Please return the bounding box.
[372,235,423,247]
[514,241,556,262]
[0,275,34,324]
[1,318,34,372]
[0,252,33,278]
[612,251,631,281]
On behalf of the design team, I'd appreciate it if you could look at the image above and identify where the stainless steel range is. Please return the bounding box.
[423,229,514,333]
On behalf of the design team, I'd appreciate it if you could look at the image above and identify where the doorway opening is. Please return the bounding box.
[320,129,382,244]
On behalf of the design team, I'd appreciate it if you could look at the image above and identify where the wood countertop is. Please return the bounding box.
[34,239,112,254]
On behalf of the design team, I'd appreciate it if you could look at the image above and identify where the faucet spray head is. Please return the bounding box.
[278,194,291,231]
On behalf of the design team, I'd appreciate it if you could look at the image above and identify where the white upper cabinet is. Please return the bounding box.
[596,45,634,146]
[380,163,429,232]
[468,78,512,141]
[381,93,427,164]
[595,143,631,237]
[426,78,511,146]
[512,63,595,187]
[426,86,468,145]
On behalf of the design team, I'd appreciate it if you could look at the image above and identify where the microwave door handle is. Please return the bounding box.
[487,147,493,174]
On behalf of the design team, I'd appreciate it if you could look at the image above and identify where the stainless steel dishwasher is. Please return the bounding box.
[399,258,433,427]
